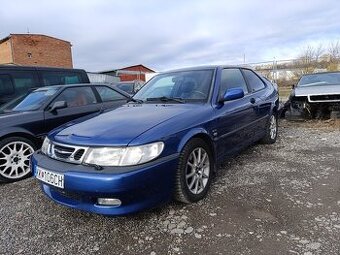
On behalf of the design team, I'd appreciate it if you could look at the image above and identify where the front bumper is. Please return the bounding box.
[31,152,179,216]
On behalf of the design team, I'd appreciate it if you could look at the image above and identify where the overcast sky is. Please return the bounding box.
[1,0,340,72]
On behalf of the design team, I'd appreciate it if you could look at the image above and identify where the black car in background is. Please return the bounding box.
[0,83,129,183]
[0,65,90,105]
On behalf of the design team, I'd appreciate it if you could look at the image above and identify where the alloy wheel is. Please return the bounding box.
[0,141,34,180]
[185,147,210,195]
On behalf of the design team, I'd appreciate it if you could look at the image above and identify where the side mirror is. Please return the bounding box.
[291,84,295,89]
[49,101,67,112]
[221,87,245,102]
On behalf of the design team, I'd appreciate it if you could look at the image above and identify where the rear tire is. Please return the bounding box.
[0,137,36,183]
[174,138,213,203]
[260,113,278,144]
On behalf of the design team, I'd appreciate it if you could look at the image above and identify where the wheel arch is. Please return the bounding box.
[0,131,41,148]
[177,129,216,165]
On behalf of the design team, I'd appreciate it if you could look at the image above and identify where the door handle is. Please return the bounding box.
[250,98,256,104]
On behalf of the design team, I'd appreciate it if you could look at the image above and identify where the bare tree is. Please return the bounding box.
[314,43,324,63]
[294,45,316,76]
[328,41,340,71]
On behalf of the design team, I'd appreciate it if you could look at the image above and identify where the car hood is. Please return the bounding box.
[295,84,340,96]
[52,104,197,146]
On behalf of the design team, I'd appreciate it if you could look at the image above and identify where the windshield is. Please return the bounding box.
[298,73,340,86]
[0,87,60,113]
[133,70,214,102]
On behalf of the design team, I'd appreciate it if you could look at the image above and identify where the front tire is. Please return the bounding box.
[174,138,213,203]
[260,113,278,144]
[0,137,36,183]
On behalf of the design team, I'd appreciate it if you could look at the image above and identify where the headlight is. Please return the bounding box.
[83,142,164,167]
[41,137,51,155]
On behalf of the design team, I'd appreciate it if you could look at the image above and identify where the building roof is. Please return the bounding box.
[0,34,71,45]
[100,64,156,74]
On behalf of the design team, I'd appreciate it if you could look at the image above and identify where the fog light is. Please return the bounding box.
[97,198,122,206]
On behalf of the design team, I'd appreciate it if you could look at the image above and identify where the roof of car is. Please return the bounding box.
[301,71,340,76]
[0,65,85,72]
[35,83,131,97]
[162,65,252,74]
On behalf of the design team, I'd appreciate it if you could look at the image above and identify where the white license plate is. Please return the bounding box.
[36,166,64,189]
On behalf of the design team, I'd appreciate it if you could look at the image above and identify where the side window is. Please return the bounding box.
[41,71,81,86]
[0,75,14,95]
[220,69,248,98]
[242,69,265,92]
[96,86,126,102]
[52,87,97,108]
[12,72,36,94]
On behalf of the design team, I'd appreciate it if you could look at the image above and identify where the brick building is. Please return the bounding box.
[0,34,73,68]
[100,64,155,82]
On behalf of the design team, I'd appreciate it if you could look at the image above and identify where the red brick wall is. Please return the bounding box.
[118,66,154,82]
[10,34,73,68]
[0,39,13,64]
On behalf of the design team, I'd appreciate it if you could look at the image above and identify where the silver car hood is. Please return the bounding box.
[295,84,340,96]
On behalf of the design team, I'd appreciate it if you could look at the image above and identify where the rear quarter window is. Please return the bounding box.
[96,86,126,102]
[242,69,266,92]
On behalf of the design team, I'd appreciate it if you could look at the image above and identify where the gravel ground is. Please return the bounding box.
[1,120,340,255]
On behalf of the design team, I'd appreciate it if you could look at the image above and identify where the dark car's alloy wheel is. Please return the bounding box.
[0,137,36,183]
[175,138,213,203]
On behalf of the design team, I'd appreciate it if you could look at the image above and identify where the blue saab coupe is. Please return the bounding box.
[31,66,279,215]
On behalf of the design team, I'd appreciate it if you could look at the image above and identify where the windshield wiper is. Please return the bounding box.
[146,96,185,103]
[127,97,143,104]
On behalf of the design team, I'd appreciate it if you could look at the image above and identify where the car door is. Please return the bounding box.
[214,68,259,159]
[241,69,271,138]
[94,85,128,110]
[44,86,101,133]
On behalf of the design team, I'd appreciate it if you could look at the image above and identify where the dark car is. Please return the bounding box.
[0,83,129,183]
[0,65,90,106]
[32,66,279,216]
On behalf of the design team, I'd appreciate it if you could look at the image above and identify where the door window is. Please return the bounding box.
[0,75,14,95]
[52,87,97,108]
[96,86,126,102]
[220,69,248,98]
[242,69,265,92]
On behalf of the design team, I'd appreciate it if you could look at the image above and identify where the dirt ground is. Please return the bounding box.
[1,120,339,255]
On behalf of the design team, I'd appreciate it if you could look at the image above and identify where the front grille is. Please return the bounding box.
[74,149,85,160]
[54,144,75,159]
[309,94,340,102]
[48,142,88,164]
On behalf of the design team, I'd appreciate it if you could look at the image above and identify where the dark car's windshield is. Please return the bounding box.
[0,87,60,113]
[133,70,214,102]
[298,72,340,86]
